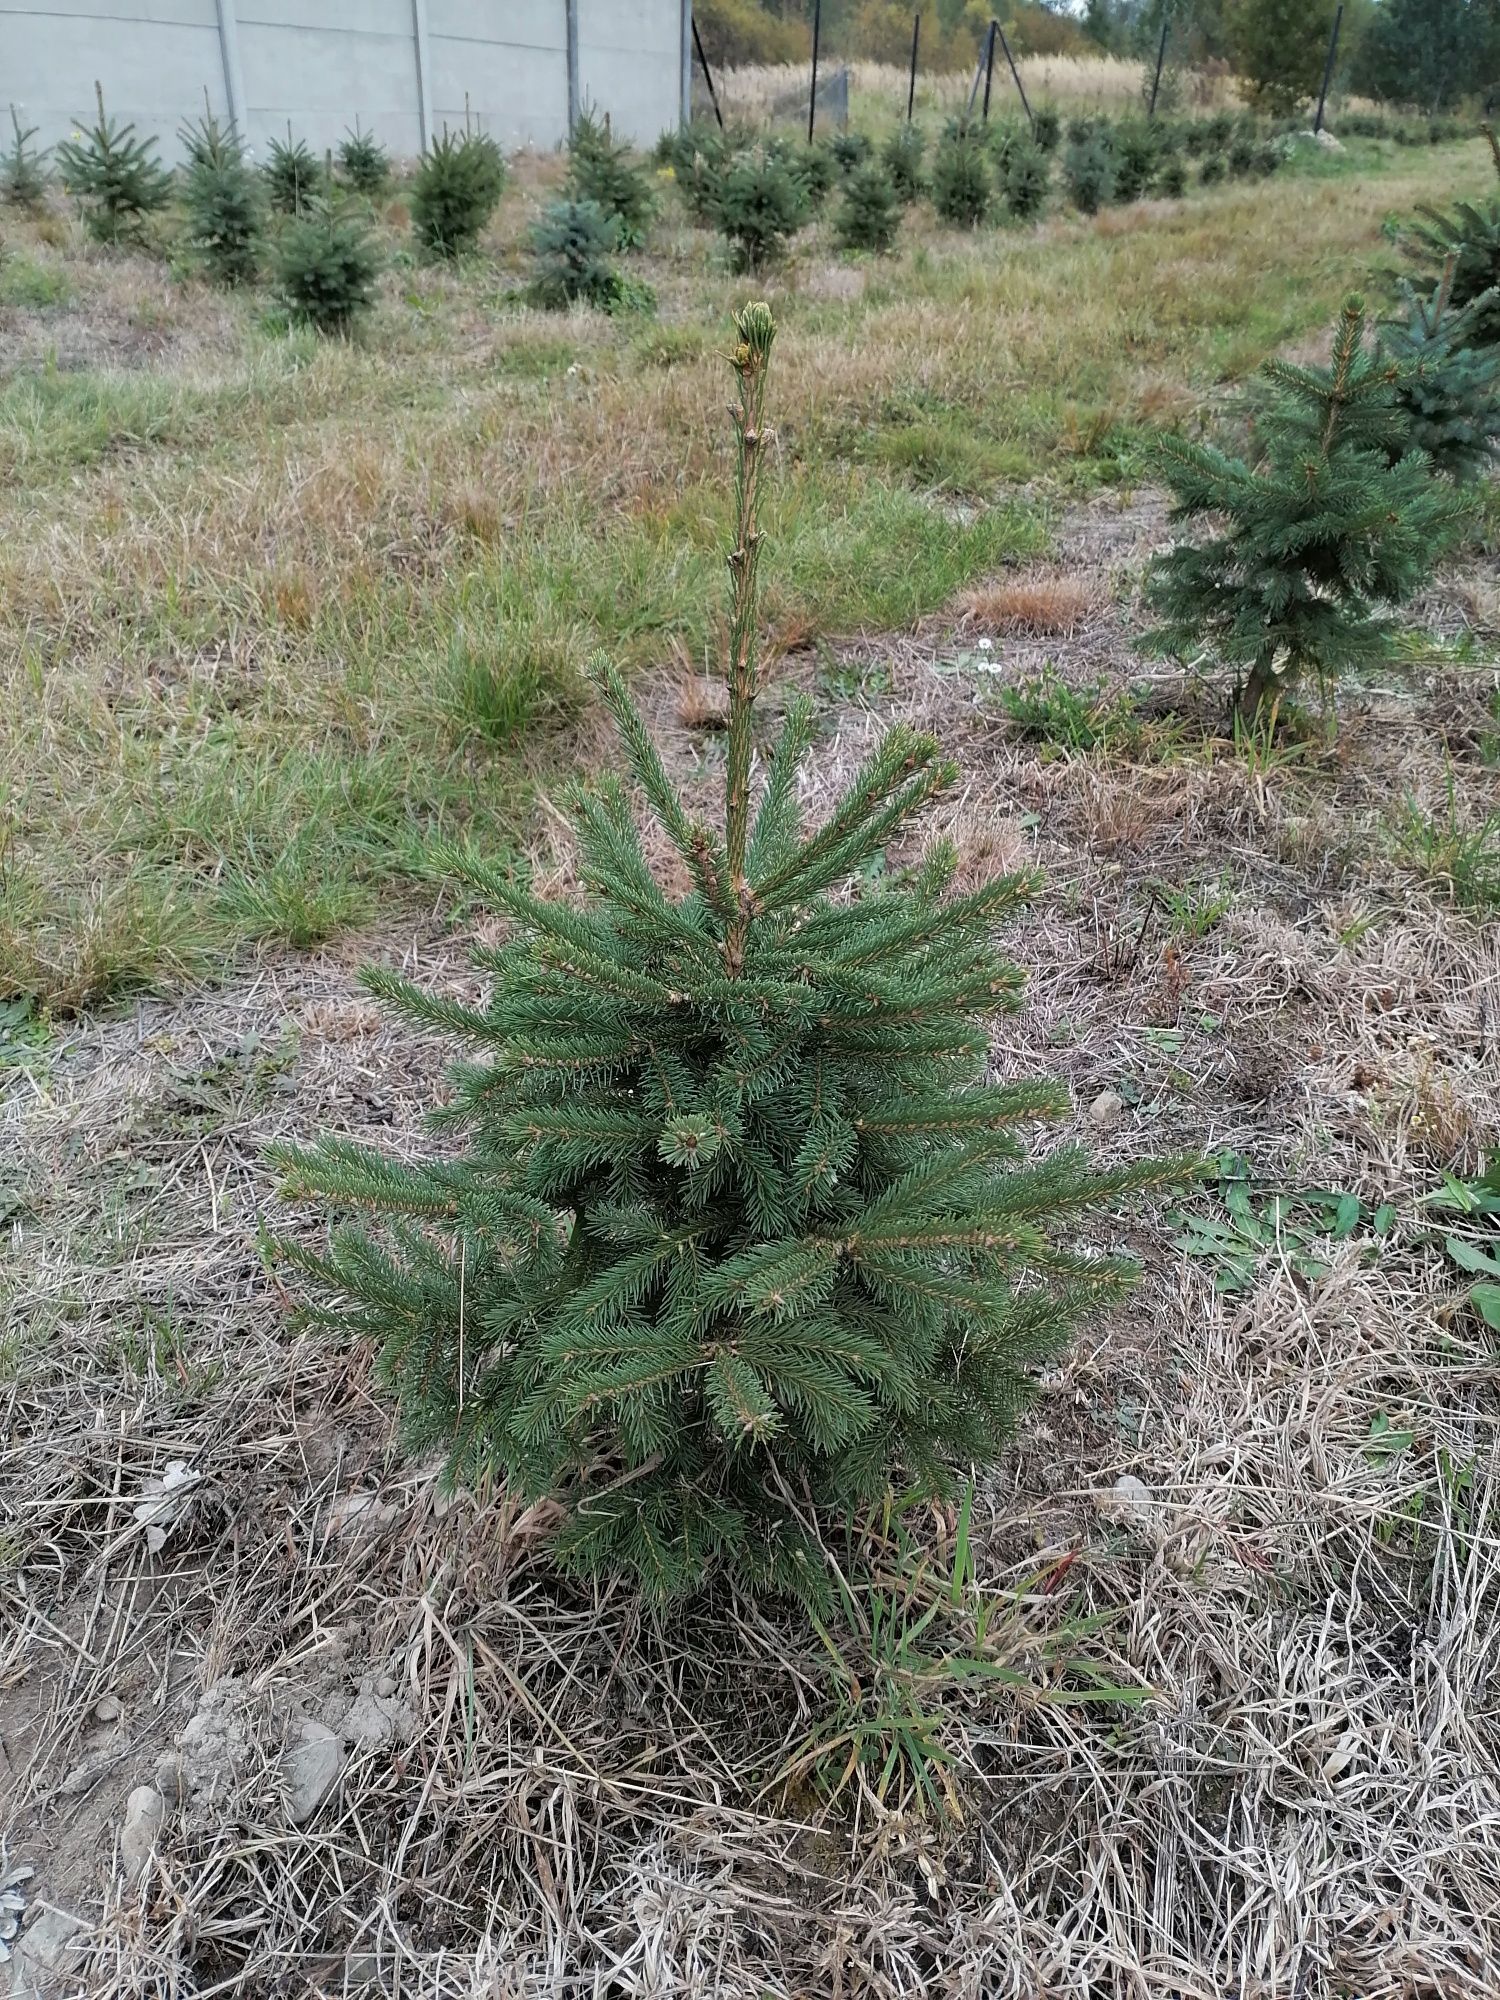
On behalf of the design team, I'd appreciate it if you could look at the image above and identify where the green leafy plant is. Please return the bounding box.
[55,82,171,243]
[277,303,1178,1603]
[1002,138,1050,223]
[180,110,262,286]
[930,124,992,228]
[881,124,926,204]
[2,109,48,210]
[1379,260,1500,481]
[527,196,630,309]
[997,669,1141,753]
[262,130,323,217]
[711,147,810,270]
[337,122,389,195]
[835,162,900,254]
[567,106,654,249]
[273,203,380,334]
[1172,1151,1395,1293]
[411,126,506,258]
[1063,134,1115,213]
[1420,1156,1500,1331]
[1142,295,1470,728]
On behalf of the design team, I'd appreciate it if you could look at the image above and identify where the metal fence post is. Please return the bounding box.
[1314,3,1343,136]
[808,0,821,144]
[214,0,246,138]
[907,11,920,122]
[1148,18,1169,118]
[411,0,432,150]
[566,0,580,135]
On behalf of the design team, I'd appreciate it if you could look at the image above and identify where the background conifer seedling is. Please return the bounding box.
[278,302,1182,1603]
[55,82,171,243]
[2,109,48,211]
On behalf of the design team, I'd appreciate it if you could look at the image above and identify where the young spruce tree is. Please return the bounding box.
[1144,295,1470,728]
[279,305,1176,1602]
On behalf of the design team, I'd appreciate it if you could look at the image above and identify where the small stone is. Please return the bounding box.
[120,1786,166,1884]
[1098,1472,1156,1532]
[94,1696,123,1725]
[282,1719,344,1825]
[1089,1089,1125,1131]
[374,1675,396,1699]
[6,1907,86,2000]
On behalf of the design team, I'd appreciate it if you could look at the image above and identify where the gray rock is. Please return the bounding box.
[93,1696,122,1725]
[1089,1088,1125,1131]
[4,1907,85,2000]
[120,1786,166,1885]
[282,1720,343,1825]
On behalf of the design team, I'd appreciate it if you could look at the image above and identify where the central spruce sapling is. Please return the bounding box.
[1143,296,1470,729]
[930,124,992,228]
[274,201,381,333]
[835,163,900,254]
[1003,139,1050,223]
[712,148,810,270]
[1064,133,1116,213]
[882,124,926,204]
[181,109,262,286]
[567,106,655,250]
[527,196,630,309]
[263,130,323,217]
[3,110,48,211]
[412,127,506,258]
[338,123,389,195]
[278,303,1181,1602]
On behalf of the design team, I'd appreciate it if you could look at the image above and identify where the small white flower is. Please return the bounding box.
[977,637,993,651]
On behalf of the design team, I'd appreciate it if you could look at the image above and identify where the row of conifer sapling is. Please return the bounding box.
[1,87,657,331]
[1144,133,1500,730]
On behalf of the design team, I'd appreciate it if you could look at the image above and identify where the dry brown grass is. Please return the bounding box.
[959,573,1100,638]
[719,55,1239,124]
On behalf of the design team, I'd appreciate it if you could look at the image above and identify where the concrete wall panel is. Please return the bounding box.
[0,0,685,163]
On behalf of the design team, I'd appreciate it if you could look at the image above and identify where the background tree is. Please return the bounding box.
[1224,0,1336,117]
[1351,0,1500,114]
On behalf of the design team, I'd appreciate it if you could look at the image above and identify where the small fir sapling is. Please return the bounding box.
[1143,296,1470,729]
[277,301,1182,1602]
[180,110,262,286]
[274,202,381,334]
[567,106,655,249]
[1003,138,1050,223]
[930,124,993,228]
[789,138,837,211]
[1380,260,1500,481]
[1111,122,1157,201]
[1159,155,1189,197]
[828,130,873,178]
[881,124,926,204]
[55,83,172,242]
[412,127,506,258]
[1228,134,1257,176]
[835,162,901,253]
[337,123,390,195]
[711,147,810,270]
[263,129,323,216]
[1032,105,1061,153]
[3,110,48,210]
[527,196,628,309]
[1198,152,1226,185]
[1063,133,1115,213]
[1406,127,1500,347]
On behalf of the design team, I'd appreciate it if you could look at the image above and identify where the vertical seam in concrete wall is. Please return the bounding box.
[680,0,691,127]
[411,0,432,151]
[565,0,579,133]
[216,0,246,137]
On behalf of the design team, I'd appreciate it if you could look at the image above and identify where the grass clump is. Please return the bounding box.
[274,204,380,334]
[180,111,262,286]
[276,301,1176,1605]
[930,125,992,228]
[997,668,1141,752]
[412,127,506,259]
[835,163,901,254]
[55,83,171,243]
[262,130,323,217]
[1395,782,1500,913]
[2,109,48,210]
[337,123,389,195]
